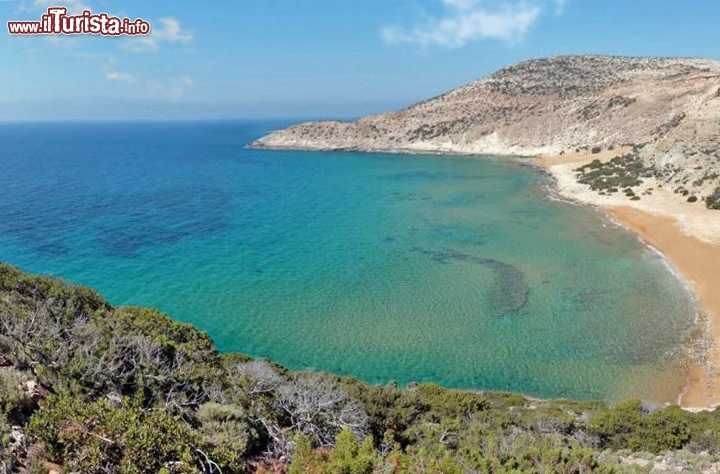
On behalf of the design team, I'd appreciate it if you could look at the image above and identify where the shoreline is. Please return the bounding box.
[537,149,720,410]
[255,141,720,407]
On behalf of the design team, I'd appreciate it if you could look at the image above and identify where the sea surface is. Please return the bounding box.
[0,121,697,402]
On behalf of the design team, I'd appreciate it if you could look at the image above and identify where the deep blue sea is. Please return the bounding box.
[0,121,697,402]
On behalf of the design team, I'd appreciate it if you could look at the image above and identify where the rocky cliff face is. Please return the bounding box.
[251,55,720,197]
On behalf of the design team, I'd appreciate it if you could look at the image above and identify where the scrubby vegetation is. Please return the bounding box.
[573,147,720,212]
[706,187,720,210]
[2,263,720,473]
[574,150,654,198]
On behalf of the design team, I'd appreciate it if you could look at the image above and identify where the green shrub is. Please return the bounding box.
[27,396,207,474]
[0,263,224,407]
[575,152,648,194]
[589,401,694,453]
[707,187,720,210]
[196,401,261,468]
[0,369,34,418]
[0,412,11,472]
[589,400,644,449]
[289,434,326,474]
[326,429,377,474]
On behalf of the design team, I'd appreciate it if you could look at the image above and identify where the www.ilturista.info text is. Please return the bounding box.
[8,7,150,35]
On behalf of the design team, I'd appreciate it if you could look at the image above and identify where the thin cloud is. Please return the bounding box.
[382,0,561,48]
[106,71,135,82]
[553,0,568,14]
[153,18,193,42]
[124,17,193,52]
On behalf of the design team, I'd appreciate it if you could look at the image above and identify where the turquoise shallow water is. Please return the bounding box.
[0,121,697,402]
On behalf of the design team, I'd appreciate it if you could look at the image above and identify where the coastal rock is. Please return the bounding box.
[251,55,720,196]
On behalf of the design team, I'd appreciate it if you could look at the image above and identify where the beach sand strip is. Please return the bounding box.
[538,149,720,409]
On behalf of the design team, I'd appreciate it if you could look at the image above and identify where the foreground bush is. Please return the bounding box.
[27,396,207,474]
[2,263,720,473]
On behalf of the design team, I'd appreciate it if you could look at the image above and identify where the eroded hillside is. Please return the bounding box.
[252,55,720,202]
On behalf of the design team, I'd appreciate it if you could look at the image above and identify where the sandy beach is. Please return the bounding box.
[538,149,720,409]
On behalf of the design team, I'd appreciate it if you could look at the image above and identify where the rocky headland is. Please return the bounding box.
[252,55,720,201]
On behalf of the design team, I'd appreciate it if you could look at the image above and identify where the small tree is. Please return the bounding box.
[327,429,376,474]
[288,434,325,474]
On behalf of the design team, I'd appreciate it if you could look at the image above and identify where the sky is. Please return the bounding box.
[2,0,720,121]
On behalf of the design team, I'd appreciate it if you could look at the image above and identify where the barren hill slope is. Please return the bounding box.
[251,55,720,198]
